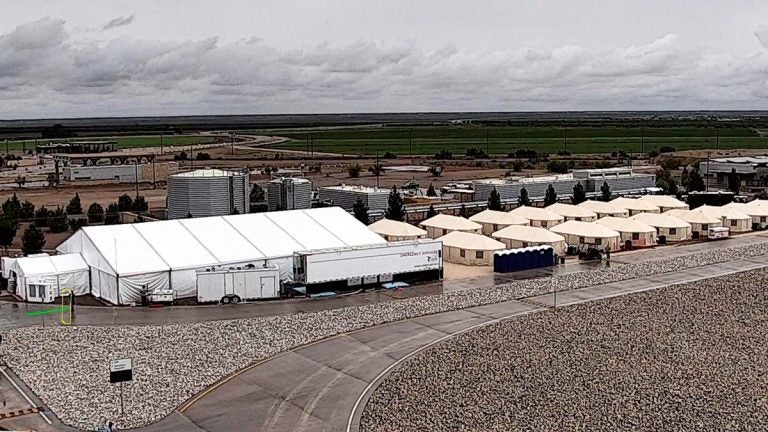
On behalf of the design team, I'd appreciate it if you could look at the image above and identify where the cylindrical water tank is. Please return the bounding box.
[167,169,250,219]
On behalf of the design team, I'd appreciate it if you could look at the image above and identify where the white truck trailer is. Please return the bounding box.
[196,265,280,304]
[293,239,443,286]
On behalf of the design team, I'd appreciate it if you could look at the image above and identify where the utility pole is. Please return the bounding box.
[376,149,380,189]
[641,124,645,155]
[160,135,164,156]
[190,145,194,168]
[716,128,720,150]
[486,128,490,156]
[306,134,310,158]
[231,132,235,155]
[563,127,568,153]
[409,130,413,164]
[706,150,712,192]
[134,159,140,200]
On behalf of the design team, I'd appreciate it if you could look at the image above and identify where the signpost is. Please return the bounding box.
[110,358,133,416]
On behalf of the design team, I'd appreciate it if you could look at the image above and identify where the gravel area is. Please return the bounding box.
[361,268,768,432]
[2,241,768,430]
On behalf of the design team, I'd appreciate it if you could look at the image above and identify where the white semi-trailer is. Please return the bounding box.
[196,265,280,303]
[294,239,443,285]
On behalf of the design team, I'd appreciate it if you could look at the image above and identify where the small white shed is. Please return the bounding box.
[438,231,505,266]
[595,216,657,248]
[546,203,598,222]
[469,210,529,235]
[419,214,482,239]
[508,206,564,228]
[491,225,567,255]
[549,220,621,251]
[368,219,428,241]
[631,212,692,242]
[2,253,89,303]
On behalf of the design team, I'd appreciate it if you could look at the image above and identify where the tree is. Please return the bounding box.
[15,175,26,188]
[68,217,87,232]
[347,163,362,178]
[133,196,149,212]
[48,206,67,233]
[546,160,569,174]
[426,184,437,197]
[426,204,438,218]
[487,187,502,211]
[66,193,83,215]
[572,182,587,205]
[2,193,21,219]
[459,204,469,218]
[601,181,611,201]
[384,186,405,221]
[680,166,690,189]
[352,197,370,225]
[21,224,46,255]
[368,164,385,176]
[174,151,188,161]
[117,194,133,212]
[0,217,18,255]
[544,184,558,206]
[104,203,121,225]
[518,187,531,207]
[511,160,525,172]
[46,173,58,187]
[728,168,740,194]
[687,169,705,192]
[655,169,679,195]
[34,206,50,227]
[19,201,35,220]
[87,203,105,223]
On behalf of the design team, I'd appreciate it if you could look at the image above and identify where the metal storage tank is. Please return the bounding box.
[167,169,250,219]
[267,177,312,211]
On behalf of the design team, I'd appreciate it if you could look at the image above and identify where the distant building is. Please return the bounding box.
[267,177,312,211]
[318,185,390,210]
[700,156,768,191]
[36,140,117,155]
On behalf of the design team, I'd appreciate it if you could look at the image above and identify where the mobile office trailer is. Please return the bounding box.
[707,226,730,240]
[294,240,443,287]
[197,265,280,304]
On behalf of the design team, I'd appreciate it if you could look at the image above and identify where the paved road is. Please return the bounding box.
[130,254,768,432]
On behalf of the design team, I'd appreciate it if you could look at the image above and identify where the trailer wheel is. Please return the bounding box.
[231,295,241,304]
[221,296,231,304]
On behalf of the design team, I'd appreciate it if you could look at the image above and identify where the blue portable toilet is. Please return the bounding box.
[522,247,531,270]
[508,250,517,272]
[514,249,524,271]
[543,246,554,266]
[493,251,501,272]
[502,250,512,273]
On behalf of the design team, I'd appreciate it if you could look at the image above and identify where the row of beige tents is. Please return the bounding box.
[368,197,768,266]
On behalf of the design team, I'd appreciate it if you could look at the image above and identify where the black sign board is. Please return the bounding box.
[109,358,133,384]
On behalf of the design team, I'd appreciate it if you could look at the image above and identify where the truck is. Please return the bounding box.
[196,264,280,304]
[293,239,443,286]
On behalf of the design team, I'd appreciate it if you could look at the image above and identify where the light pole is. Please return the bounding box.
[706,150,712,192]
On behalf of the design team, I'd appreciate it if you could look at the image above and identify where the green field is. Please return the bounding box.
[1,135,217,152]
[270,126,768,156]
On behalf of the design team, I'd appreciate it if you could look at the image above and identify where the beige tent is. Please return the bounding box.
[546,203,598,222]
[549,220,621,251]
[491,225,567,254]
[438,231,505,266]
[725,201,768,229]
[469,210,529,235]
[508,206,564,228]
[369,219,428,241]
[639,195,689,212]
[698,205,752,233]
[664,209,723,239]
[595,216,657,248]
[578,200,630,218]
[419,214,482,239]
[631,212,691,242]
[611,197,661,216]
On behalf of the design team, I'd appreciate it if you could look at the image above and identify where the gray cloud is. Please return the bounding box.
[0,17,767,118]
[101,14,135,31]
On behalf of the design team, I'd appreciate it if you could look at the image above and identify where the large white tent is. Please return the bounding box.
[611,197,661,215]
[491,225,567,254]
[368,219,427,241]
[58,207,386,304]
[419,214,482,238]
[631,212,691,242]
[595,216,657,248]
[698,205,752,233]
[438,231,505,266]
[725,201,768,229]
[508,206,564,228]
[639,195,689,212]
[546,203,598,222]
[664,209,723,238]
[578,200,629,218]
[469,210,529,235]
[549,220,621,251]
[2,254,89,302]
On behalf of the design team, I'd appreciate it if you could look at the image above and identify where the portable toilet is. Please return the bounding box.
[493,251,502,273]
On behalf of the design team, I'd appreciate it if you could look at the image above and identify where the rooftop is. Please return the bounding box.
[171,169,245,178]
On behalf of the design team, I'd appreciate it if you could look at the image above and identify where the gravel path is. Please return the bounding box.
[361,268,768,432]
[2,241,768,430]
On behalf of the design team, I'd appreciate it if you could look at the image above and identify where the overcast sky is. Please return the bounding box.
[1,0,767,119]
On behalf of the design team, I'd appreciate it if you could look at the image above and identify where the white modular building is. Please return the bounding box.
[57,207,388,305]
[1,254,89,303]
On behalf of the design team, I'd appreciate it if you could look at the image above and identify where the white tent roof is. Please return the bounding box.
[469,210,529,226]
[492,225,566,243]
[698,205,751,221]
[58,207,386,276]
[724,202,768,217]
[509,206,565,222]
[419,214,482,231]
[611,197,661,212]
[664,209,722,225]
[549,220,621,239]
[13,253,88,277]
[438,231,505,251]
[639,195,689,209]
[578,200,629,217]
[368,219,427,237]
[595,216,656,234]
[631,212,691,229]
[546,203,598,219]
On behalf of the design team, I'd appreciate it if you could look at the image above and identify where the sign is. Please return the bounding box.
[110,358,133,383]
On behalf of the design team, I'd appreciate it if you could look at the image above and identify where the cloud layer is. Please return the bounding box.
[1,18,767,118]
